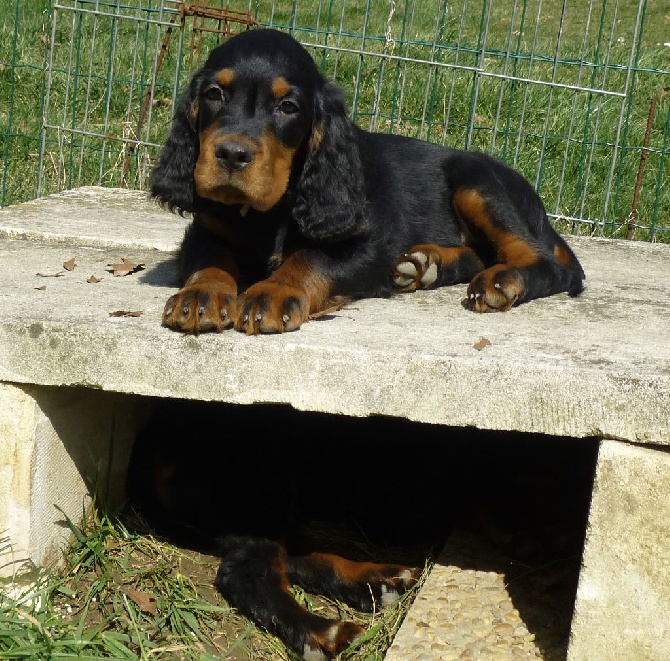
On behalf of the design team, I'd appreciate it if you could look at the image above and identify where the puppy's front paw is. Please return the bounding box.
[465,265,525,312]
[162,284,236,333]
[303,620,365,661]
[236,281,310,334]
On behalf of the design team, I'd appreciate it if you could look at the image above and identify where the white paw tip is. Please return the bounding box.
[394,276,414,287]
[303,644,327,661]
[380,584,400,607]
[395,262,418,276]
[409,251,428,265]
[399,569,414,584]
[420,263,438,286]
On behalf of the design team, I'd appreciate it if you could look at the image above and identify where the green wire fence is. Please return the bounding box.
[1,0,669,241]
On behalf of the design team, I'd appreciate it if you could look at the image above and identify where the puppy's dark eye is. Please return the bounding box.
[204,85,224,102]
[277,99,299,115]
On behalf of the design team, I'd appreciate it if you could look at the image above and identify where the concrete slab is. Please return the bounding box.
[568,440,670,661]
[0,187,668,445]
[0,187,181,251]
[1,187,669,659]
[0,383,147,577]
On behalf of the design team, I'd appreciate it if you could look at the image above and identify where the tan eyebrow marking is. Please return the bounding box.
[216,68,234,87]
[272,76,291,99]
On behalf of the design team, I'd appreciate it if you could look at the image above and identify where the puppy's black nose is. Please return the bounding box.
[215,141,254,171]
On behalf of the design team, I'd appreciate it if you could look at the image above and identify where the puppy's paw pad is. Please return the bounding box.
[421,262,438,286]
[374,566,421,608]
[465,267,524,312]
[393,250,437,291]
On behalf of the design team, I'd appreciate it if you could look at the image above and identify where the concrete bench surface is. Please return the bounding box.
[1,187,669,661]
[0,186,668,444]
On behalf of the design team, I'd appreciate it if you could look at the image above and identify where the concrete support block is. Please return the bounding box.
[0,383,147,577]
[568,440,670,661]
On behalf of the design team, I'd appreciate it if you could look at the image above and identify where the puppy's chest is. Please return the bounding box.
[199,208,308,272]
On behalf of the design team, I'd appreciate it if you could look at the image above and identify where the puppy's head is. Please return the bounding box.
[151,29,369,241]
[192,29,321,212]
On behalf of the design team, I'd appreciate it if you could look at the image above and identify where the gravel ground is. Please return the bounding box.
[386,529,581,661]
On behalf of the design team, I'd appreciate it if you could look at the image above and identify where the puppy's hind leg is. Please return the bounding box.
[215,536,364,660]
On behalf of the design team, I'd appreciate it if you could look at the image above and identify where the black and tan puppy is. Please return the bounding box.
[151,28,584,335]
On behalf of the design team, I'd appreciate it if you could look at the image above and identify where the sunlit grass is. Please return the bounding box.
[1,507,429,660]
[1,0,668,240]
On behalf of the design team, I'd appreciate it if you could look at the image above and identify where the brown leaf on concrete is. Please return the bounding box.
[473,337,492,351]
[34,285,47,291]
[107,258,145,277]
[63,257,76,271]
[309,297,355,320]
[109,310,143,318]
[87,275,102,283]
[121,586,157,614]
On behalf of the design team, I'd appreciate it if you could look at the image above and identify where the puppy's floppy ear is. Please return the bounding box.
[293,81,370,241]
[150,75,202,215]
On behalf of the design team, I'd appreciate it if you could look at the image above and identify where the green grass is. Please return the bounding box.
[1,0,669,240]
[1,509,428,660]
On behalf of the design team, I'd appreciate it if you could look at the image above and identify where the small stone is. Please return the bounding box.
[496,622,515,634]
[505,609,522,624]
[497,600,514,614]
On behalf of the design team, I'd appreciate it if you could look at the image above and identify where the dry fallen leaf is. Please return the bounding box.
[309,302,346,320]
[109,310,143,318]
[121,586,157,614]
[63,257,76,271]
[87,275,102,283]
[473,337,492,351]
[36,271,65,278]
[34,285,47,291]
[107,258,145,277]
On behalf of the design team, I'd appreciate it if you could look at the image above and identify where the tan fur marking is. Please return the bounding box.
[188,100,199,131]
[432,245,479,266]
[266,252,332,312]
[257,131,296,210]
[307,554,392,583]
[185,266,238,293]
[272,76,291,99]
[215,68,234,87]
[309,123,324,151]
[453,188,538,267]
[553,243,572,266]
[273,551,292,592]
